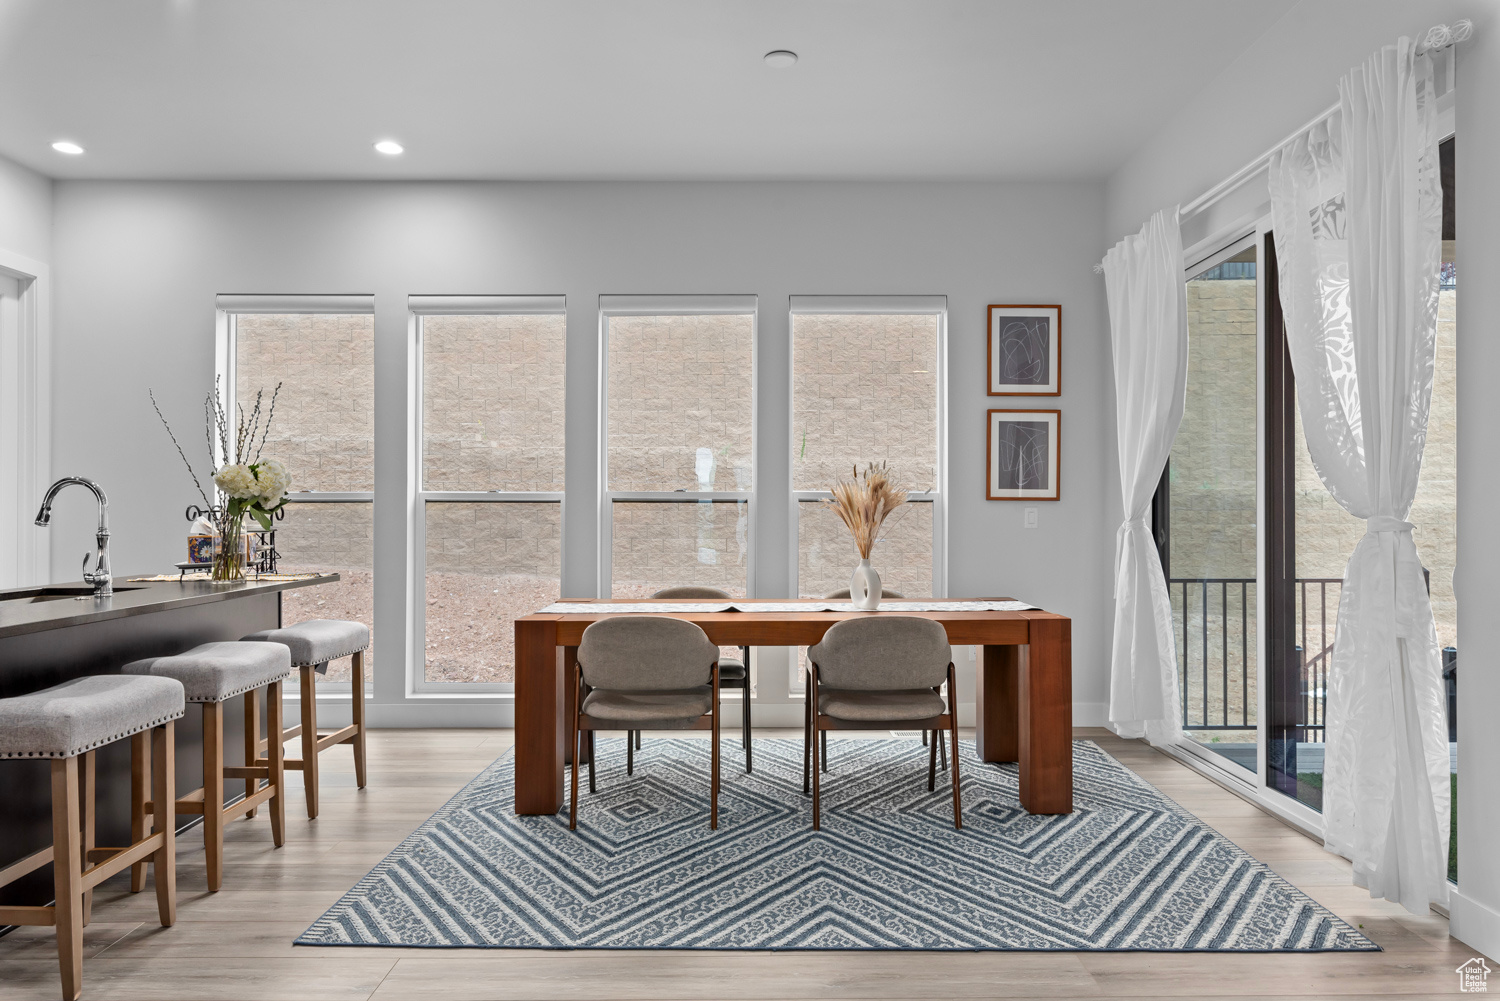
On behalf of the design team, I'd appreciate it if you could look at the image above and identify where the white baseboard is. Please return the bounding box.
[1071,702,1108,727]
[1450,888,1500,961]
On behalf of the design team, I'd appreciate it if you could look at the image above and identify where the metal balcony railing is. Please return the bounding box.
[1171,573,1456,746]
[1168,576,1341,735]
[1169,577,1255,731]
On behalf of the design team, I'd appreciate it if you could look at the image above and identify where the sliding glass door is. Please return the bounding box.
[1159,237,1260,778]
[1161,139,1456,847]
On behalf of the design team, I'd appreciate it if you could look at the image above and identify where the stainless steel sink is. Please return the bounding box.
[0,585,145,603]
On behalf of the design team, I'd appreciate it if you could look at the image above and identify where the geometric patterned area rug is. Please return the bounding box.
[297,738,1378,952]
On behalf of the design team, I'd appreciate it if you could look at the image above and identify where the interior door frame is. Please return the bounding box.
[0,247,50,589]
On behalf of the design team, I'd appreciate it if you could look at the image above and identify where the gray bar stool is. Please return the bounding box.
[123,641,291,891]
[0,675,184,1001]
[242,619,369,819]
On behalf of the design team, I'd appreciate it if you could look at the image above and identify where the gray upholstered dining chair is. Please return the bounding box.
[816,588,947,773]
[803,615,960,829]
[631,586,753,773]
[571,616,724,830]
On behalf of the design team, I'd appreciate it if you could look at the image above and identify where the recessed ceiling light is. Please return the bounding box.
[764,50,798,68]
[51,140,84,155]
[373,140,404,156]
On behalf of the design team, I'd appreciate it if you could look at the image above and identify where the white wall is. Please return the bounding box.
[1104,0,1500,958]
[1105,0,1475,244]
[0,152,51,264]
[46,179,1113,722]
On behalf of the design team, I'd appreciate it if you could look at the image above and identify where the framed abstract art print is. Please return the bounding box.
[987,409,1060,500]
[987,304,1060,396]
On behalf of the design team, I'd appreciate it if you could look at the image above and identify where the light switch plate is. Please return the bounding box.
[1024,507,1038,529]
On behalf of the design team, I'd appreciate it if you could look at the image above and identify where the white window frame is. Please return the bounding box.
[787,296,949,599]
[216,294,376,701]
[409,295,567,695]
[1171,229,1267,798]
[597,295,759,597]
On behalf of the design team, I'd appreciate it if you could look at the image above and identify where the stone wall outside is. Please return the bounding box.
[234,311,944,683]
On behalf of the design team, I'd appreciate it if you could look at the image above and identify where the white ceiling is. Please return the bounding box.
[0,0,1296,182]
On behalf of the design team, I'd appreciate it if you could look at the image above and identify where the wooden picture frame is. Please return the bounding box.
[987,409,1060,501]
[987,304,1061,396]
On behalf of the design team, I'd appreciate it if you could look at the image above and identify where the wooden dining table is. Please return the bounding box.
[512,599,1073,816]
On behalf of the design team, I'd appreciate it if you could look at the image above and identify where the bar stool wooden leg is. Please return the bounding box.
[151,722,177,926]
[351,650,367,789]
[266,679,286,847]
[244,686,261,819]
[129,731,149,893]
[202,701,225,892]
[79,751,95,925]
[300,664,319,819]
[50,756,83,1001]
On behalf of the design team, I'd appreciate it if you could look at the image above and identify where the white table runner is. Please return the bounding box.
[537,600,1037,614]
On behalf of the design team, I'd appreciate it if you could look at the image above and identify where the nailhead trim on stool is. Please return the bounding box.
[0,675,186,759]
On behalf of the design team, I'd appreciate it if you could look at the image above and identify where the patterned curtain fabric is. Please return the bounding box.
[1269,37,1449,914]
[1102,207,1188,748]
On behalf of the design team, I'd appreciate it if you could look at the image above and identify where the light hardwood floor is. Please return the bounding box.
[0,727,1488,1000]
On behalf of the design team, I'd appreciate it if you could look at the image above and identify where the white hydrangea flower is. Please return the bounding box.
[213,463,261,500]
[255,458,292,506]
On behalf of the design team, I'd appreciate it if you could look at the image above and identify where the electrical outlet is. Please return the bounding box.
[1024,507,1038,529]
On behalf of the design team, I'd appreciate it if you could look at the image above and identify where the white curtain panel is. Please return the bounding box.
[1102,208,1187,747]
[1269,37,1449,914]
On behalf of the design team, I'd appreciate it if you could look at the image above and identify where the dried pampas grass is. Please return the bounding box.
[823,461,909,559]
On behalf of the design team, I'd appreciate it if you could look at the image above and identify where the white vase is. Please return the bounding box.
[849,558,881,611]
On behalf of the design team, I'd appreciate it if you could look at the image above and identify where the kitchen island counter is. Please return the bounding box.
[0,574,335,640]
[0,573,341,912]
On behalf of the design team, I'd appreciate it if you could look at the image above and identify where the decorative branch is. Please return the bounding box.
[253,383,282,462]
[150,389,212,508]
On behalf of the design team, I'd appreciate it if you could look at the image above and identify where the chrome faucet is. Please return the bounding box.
[36,477,112,597]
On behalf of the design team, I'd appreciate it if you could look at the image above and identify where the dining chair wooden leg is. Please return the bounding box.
[351,649,368,790]
[299,664,319,819]
[51,756,83,1001]
[202,701,225,892]
[810,665,821,830]
[634,730,641,750]
[710,666,720,830]
[79,751,95,926]
[821,730,828,772]
[928,726,939,791]
[243,686,260,819]
[627,731,634,775]
[948,665,962,829]
[938,729,947,772]
[569,670,582,831]
[151,722,177,926]
[129,730,149,893]
[811,718,821,830]
[802,684,811,795]
[922,730,928,746]
[741,681,752,773]
[266,680,286,848]
[587,730,596,793]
